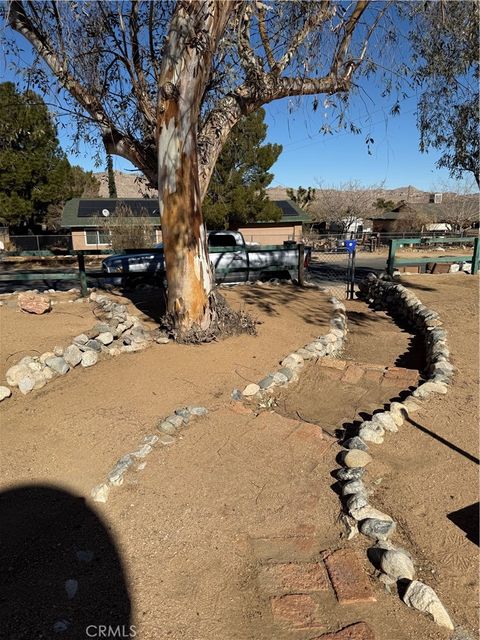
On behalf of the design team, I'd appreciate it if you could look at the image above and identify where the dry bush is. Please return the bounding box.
[102,202,156,250]
[393,211,432,232]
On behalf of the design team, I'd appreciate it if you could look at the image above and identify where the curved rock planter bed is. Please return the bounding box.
[334,273,456,632]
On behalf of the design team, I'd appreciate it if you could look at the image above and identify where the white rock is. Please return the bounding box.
[63,344,83,367]
[243,383,260,396]
[81,351,98,367]
[32,370,47,389]
[0,386,12,401]
[350,505,393,522]
[413,381,448,398]
[18,376,35,395]
[42,366,55,380]
[6,363,30,387]
[281,353,304,369]
[97,332,114,345]
[380,550,415,580]
[372,412,398,432]
[403,581,454,630]
[358,421,385,444]
[27,361,43,372]
[39,351,56,364]
[131,444,153,459]
[91,483,110,503]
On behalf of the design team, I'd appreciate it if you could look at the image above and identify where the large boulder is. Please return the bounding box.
[17,292,51,314]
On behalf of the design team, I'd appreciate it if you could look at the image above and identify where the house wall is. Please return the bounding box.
[71,227,162,251]
[71,229,110,251]
[235,223,303,245]
[70,224,302,250]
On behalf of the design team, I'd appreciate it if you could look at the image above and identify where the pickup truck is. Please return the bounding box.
[102,230,310,284]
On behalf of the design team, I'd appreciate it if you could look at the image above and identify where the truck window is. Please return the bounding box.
[208,233,237,247]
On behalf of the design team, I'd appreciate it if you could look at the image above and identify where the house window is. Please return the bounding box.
[84,230,110,246]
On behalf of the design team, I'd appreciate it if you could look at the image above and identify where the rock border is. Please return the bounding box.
[91,405,209,503]
[91,291,348,504]
[2,291,170,400]
[334,273,455,631]
[238,294,348,399]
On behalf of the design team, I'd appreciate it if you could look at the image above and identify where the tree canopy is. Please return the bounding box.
[0,82,99,227]
[407,0,479,187]
[203,108,281,229]
[5,0,474,336]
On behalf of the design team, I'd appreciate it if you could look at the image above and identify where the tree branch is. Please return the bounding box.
[256,5,276,71]
[273,1,332,74]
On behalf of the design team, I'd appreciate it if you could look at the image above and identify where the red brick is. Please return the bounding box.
[363,369,383,384]
[323,368,343,381]
[324,549,376,605]
[258,562,330,594]
[252,536,321,563]
[318,358,347,370]
[271,594,323,629]
[341,365,365,385]
[312,622,375,640]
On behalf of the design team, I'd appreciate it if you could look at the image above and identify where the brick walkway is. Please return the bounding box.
[253,538,376,638]
[317,357,420,389]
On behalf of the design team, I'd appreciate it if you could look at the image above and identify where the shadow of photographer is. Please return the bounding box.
[0,484,132,639]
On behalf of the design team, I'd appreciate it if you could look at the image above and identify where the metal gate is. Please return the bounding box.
[307,242,356,300]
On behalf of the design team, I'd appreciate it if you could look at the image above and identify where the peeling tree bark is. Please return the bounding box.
[156,0,236,335]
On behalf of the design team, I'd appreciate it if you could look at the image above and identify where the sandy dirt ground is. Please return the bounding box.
[0,284,331,497]
[0,277,478,639]
[276,273,479,638]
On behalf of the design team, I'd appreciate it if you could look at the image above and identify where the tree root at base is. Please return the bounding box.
[162,290,257,344]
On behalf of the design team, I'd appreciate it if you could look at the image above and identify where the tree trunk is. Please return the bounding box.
[156,1,235,336]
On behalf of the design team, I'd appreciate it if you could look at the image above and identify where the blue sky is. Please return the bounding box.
[70,91,455,193]
[1,17,471,193]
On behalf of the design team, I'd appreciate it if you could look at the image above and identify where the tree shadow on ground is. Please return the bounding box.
[395,277,438,292]
[447,502,479,546]
[0,484,131,639]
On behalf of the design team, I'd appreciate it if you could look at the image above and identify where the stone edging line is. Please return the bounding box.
[90,292,348,504]
[237,293,348,399]
[334,273,455,631]
[1,290,170,401]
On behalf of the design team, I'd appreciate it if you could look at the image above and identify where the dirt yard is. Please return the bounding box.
[0,277,478,639]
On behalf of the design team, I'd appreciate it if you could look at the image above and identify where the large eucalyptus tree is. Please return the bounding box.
[5,0,394,337]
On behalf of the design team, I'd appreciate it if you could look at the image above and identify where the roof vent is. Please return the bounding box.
[101,208,110,217]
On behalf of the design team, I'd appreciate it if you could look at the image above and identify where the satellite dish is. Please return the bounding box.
[101,208,110,217]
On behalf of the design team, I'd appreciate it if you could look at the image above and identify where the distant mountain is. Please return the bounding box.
[94,172,446,208]
[267,185,431,205]
[95,171,157,198]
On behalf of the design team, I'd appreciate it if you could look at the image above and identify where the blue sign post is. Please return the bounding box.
[345,239,357,254]
[345,239,357,299]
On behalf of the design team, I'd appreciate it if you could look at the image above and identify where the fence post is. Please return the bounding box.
[298,243,305,286]
[387,239,396,275]
[472,237,480,275]
[77,252,88,297]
